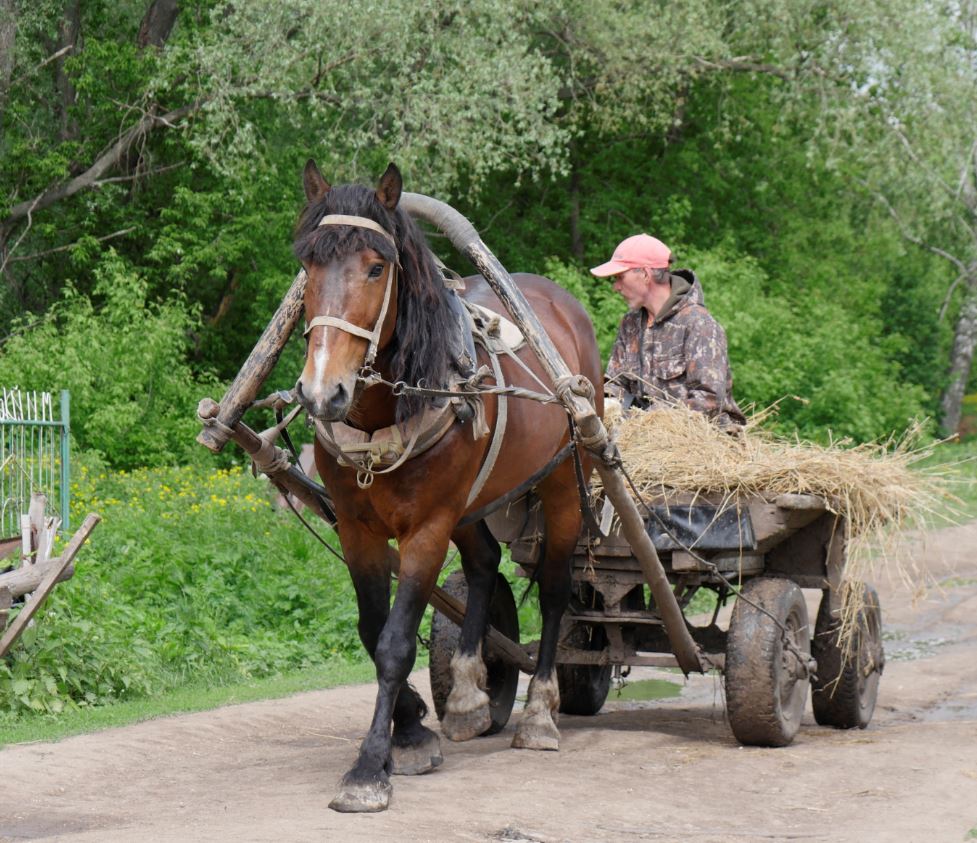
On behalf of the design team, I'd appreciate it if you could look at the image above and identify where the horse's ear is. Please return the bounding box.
[375,163,402,211]
[303,159,331,202]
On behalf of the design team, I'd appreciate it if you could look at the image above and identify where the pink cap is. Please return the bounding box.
[590,234,672,277]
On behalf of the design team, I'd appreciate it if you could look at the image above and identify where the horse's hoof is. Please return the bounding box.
[511,719,560,751]
[390,730,443,775]
[328,774,392,813]
[441,704,492,742]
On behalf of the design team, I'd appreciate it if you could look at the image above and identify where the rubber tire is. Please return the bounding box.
[429,570,520,736]
[557,622,612,716]
[725,577,811,747]
[811,583,884,729]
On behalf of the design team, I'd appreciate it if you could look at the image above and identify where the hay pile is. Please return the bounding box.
[604,404,946,542]
[600,404,958,635]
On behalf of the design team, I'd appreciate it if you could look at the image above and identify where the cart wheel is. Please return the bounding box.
[557,621,612,715]
[725,577,811,747]
[811,583,884,729]
[429,570,520,735]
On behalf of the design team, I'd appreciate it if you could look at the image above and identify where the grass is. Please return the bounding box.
[0,456,541,744]
[0,659,376,747]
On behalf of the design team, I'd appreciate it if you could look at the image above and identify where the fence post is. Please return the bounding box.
[60,390,70,533]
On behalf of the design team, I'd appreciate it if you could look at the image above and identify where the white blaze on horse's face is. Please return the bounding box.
[296,249,394,421]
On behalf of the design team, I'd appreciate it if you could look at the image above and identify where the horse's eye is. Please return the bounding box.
[368,263,384,279]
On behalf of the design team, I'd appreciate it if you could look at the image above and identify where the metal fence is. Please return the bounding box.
[0,389,70,537]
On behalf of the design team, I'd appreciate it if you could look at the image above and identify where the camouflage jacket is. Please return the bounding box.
[605,270,746,428]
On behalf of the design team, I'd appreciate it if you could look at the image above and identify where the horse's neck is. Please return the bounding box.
[349,351,399,431]
[351,385,398,431]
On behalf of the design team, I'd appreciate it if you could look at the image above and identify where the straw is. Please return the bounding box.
[597,403,961,651]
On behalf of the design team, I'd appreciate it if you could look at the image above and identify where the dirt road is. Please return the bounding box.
[2,522,977,843]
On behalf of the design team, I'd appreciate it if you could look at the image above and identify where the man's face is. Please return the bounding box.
[612,267,648,309]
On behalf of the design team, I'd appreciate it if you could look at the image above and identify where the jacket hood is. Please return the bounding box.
[654,269,702,323]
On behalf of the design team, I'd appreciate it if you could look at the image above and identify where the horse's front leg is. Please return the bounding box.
[342,542,442,780]
[440,520,501,741]
[330,531,446,813]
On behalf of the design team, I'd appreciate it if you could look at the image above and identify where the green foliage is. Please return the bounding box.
[690,245,931,440]
[0,461,363,719]
[545,238,931,441]
[542,258,624,359]
[0,253,218,468]
[1,0,967,452]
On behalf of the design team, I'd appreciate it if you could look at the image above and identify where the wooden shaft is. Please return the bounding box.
[428,585,537,674]
[595,464,703,673]
[196,270,307,453]
[197,398,332,523]
[0,513,100,658]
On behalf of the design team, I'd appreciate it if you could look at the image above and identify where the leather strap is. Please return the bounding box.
[465,346,507,507]
[317,214,397,249]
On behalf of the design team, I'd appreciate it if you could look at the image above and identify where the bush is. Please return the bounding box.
[0,252,220,469]
[0,461,361,719]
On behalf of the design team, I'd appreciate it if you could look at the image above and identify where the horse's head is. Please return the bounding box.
[293,160,404,421]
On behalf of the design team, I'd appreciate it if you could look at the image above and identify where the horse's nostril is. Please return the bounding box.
[327,383,347,413]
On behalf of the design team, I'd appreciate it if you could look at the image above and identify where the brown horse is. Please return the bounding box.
[293,160,603,813]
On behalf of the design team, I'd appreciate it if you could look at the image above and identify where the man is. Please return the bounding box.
[591,233,745,428]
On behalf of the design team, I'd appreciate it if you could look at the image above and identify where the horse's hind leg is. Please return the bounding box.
[440,521,501,741]
[512,473,579,751]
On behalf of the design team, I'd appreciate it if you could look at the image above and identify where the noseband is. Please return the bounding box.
[303,214,400,377]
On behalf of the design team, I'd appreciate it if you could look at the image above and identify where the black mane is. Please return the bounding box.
[293,183,457,423]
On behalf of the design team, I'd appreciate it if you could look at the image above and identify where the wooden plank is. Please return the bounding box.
[0,587,11,632]
[20,513,30,560]
[37,516,59,565]
[0,537,21,561]
[0,556,74,597]
[0,514,100,658]
[27,493,47,560]
[773,493,826,511]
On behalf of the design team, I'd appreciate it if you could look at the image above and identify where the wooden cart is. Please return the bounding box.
[428,491,885,748]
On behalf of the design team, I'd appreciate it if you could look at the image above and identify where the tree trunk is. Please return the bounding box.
[568,142,584,262]
[939,277,977,436]
[55,0,81,142]
[137,0,179,49]
[0,0,15,122]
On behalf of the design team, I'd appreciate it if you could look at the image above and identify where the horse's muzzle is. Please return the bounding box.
[295,378,352,421]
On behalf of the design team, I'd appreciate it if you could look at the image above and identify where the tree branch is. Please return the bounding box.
[0,100,203,235]
[137,0,179,50]
[891,124,958,202]
[868,185,968,274]
[692,55,792,81]
[7,227,136,264]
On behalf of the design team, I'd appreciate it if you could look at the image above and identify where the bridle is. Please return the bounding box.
[303,214,400,380]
